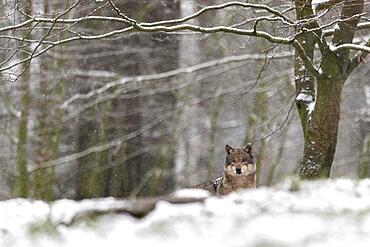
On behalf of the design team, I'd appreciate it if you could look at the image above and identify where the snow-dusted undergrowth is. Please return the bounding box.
[2,179,370,247]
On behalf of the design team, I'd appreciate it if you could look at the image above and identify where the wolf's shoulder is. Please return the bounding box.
[194,177,222,195]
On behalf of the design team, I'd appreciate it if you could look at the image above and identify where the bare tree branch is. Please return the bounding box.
[332,42,370,52]
[60,51,293,108]
[314,0,346,12]
[30,69,291,172]
[347,38,370,73]
[0,0,368,82]
[322,21,370,36]
[117,1,297,27]
[333,0,364,44]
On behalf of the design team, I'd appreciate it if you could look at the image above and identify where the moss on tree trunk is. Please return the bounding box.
[299,75,344,178]
[298,52,345,178]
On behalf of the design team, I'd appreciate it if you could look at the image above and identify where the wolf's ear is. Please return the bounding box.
[242,143,252,153]
[225,144,234,155]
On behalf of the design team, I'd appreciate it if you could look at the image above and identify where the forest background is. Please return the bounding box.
[0,0,369,200]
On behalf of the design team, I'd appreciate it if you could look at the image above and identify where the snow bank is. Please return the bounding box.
[2,179,370,247]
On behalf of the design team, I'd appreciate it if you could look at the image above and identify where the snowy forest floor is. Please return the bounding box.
[2,178,370,247]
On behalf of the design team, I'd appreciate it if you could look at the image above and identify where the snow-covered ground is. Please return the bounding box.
[2,179,370,247]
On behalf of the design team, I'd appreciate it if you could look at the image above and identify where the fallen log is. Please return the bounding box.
[60,195,207,226]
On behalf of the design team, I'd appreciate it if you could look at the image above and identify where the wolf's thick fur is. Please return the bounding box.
[195,144,256,196]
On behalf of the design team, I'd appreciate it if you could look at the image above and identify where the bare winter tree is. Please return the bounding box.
[0,0,369,199]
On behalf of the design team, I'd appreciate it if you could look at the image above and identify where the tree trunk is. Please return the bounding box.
[206,96,223,180]
[14,68,30,198]
[33,0,53,201]
[357,85,370,178]
[299,72,344,178]
[267,117,292,186]
[75,120,96,199]
[47,64,64,200]
[13,0,32,198]
[95,102,111,197]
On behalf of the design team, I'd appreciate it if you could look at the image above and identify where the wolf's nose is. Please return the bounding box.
[236,168,242,174]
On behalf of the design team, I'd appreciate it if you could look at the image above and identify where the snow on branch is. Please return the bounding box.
[0,0,368,78]
[0,1,299,74]
[322,21,370,37]
[348,38,370,73]
[0,26,134,73]
[108,0,296,27]
[331,43,370,53]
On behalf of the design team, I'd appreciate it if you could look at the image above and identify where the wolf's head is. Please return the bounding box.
[224,143,255,177]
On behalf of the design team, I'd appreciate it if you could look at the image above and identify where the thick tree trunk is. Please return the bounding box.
[299,74,344,178]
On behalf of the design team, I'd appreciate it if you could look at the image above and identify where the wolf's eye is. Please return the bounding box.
[230,158,236,163]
